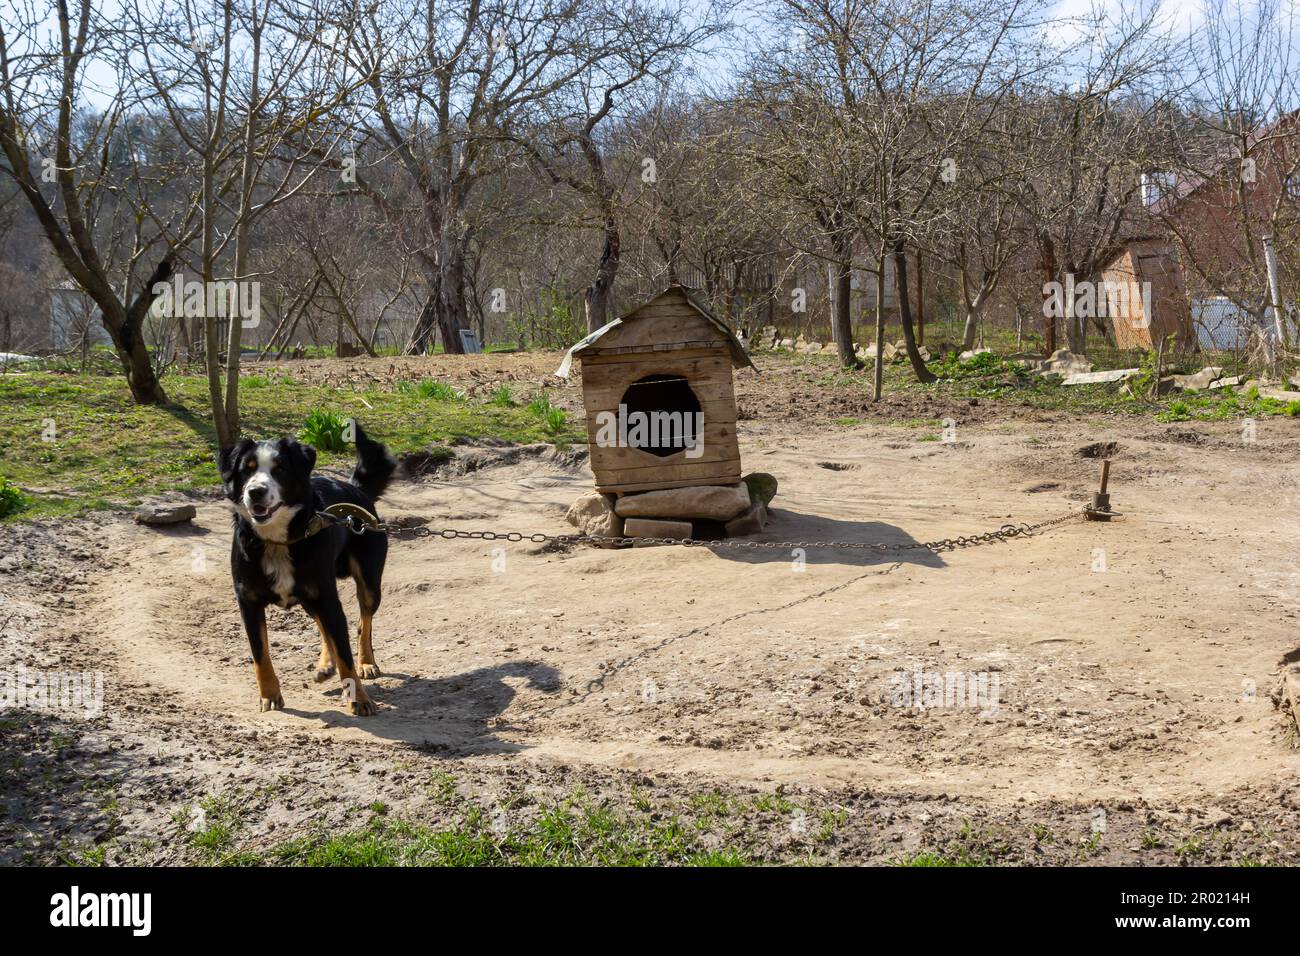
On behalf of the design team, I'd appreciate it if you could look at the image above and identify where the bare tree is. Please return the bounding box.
[1012,5,1184,356]
[0,0,172,403]
[1153,0,1300,364]
[333,0,660,354]
[517,2,723,331]
[127,0,353,442]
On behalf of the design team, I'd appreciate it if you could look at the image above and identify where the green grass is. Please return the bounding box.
[182,792,249,863]
[262,793,749,867]
[892,851,965,867]
[1158,386,1300,422]
[299,409,351,452]
[801,343,1299,419]
[525,394,568,435]
[0,371,585,520]
[0,475,27,517]
[395,378,464,401]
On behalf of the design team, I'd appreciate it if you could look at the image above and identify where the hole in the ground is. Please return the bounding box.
[1077,441,1119,458]
[619,374,703,457]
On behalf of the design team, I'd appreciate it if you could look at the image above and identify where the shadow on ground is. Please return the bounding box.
[297,660,562,754]
[711,508,946,569]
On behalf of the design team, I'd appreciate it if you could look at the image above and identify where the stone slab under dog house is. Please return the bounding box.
[561,284,757,495]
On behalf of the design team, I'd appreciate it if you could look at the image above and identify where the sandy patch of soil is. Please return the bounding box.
[4,356,1300,864]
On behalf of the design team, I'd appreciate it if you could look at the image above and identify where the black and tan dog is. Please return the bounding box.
[219,425,396,716]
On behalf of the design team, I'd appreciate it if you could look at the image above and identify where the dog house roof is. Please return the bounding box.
[560,285,757,374]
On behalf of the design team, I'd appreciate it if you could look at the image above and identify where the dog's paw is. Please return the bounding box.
[349,696,378,717]
[313,664,336,683]
[260,693,284,712]
[358,663,381,680]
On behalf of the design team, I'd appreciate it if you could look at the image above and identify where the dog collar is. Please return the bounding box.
[277,502,382,544]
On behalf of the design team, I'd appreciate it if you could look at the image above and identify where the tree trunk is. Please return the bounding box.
[1065,266,1086,355]
[437,244,468,354]
[221,0,266,441]
[914,249,924,347]
[829,231,856,367]
[893,242,936,383]
[407,289,440,354]
[1038,236,1058,356]
[584,212,620,332]
[961,282,997,353]
[107,261,172,406]
[873,246,887,401]
[406,215,469,354]
[961,304,980,351]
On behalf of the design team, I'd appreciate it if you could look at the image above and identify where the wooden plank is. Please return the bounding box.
[596,462,743,494]
[579,346,726,370]
[588,310,717,351]
[581,379,736,410]
[582,339,729,356]
[585,390,738,421]
[586,421,739,469]
[580,354,732,389]
[594,450,740,476]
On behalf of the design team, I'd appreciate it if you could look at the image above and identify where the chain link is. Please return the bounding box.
[352,509,1084,554]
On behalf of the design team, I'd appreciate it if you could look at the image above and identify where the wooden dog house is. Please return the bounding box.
[567,285,756,494]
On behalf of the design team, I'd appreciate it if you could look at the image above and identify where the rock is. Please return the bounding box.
[742,472,779,507]
[624,517,692,543]
[725,502,768,537]
[1061,368,1139,386]
[1006,351,1043,370]
[1180,366,1225,390]
[917,346,931,361]
[778,338,795,350]
[1261,386,1300,402]
[861,344,878,358]
[1210,375,1241,389]
[960,348,992,360]
[1236,378,1278,394]
[565,491,622,538]
[1038,348,1092,375]
[615,483,751,521]
[134,503,196,526]
[882,343,898,361]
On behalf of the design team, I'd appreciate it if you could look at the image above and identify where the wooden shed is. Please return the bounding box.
[565,285,756,494]
[1101,239,1196,350]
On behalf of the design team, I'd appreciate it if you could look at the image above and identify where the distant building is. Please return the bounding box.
[49,281,111,350]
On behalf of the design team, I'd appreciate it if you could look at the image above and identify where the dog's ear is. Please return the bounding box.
[283,438,317,475]
[219,439,254,483]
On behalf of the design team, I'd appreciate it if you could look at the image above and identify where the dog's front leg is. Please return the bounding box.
[307,594,377,716]
[239,598,283,712]
[313,633,337,684]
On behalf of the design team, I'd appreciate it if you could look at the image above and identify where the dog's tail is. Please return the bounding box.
[350,423,398,501]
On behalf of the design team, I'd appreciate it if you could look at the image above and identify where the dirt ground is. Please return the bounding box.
[4,352,1300,865]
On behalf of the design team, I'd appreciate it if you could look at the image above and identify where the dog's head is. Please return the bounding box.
[219,437,317,539]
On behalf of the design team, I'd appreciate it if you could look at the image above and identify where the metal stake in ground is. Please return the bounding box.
[1084,459,1120,521]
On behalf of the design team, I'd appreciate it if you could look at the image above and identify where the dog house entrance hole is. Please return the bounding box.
[619,374,702,457]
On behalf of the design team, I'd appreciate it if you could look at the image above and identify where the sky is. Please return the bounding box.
[12,0,1300,115]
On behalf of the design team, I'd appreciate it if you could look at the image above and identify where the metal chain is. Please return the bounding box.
[327,508,1084,554]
